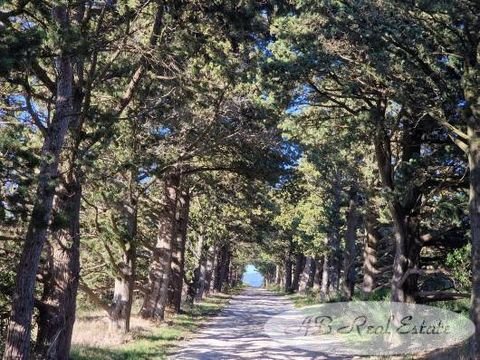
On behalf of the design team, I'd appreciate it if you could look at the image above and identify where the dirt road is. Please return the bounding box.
[170,287,347,360]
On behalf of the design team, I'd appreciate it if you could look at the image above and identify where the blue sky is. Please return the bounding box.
[242,265,264,287]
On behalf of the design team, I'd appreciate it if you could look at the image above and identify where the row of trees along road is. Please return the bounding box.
[0,0,479,359]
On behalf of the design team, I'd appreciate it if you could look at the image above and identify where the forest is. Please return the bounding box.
[0,0,479,359]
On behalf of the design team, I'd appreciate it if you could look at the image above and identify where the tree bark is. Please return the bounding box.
[141,173,179,320]
[312,257,322,292]
[213,244,229,292]
[466,70,480,357]
[3,6,73,359]
[292,254,305,292]
[195,238,208,302]
[167,190,190,313]
[320,253,329,297]
[342,193,360,300]
[109,168,138,332]
[284,253,293,293]
[372,110,422,303]
[109,248,135,332]
[205,244,216,295]
[299,256,315,294]
[362,209,381,295]
[327,174,342,295]
[274,264,282,286]
[35,179,81,360]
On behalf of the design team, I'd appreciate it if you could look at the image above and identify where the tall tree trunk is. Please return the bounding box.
[312,257,322,292]
[390,216,421,303]
[33,1,165,352]
[292,253,305,292]
[327,174,342,295]
[224,250,231,287]
[35,179,81,360]
[299,257,315,294]
[195,237,208,302]
[205,244,216,295]
[467,87,480,358]
[362,210,381,295]
[141,173,179,320]
[110,179,138,332]
[214,244,229,292]
[167,191,190,313]
[284,253,293,293]
[3,6,73,358]
[327,236,341,295]
[307,260,316,289]
[342,192,360,300]
[373,110,422,303]
[320,253,329,297]
[110,249,135,332]
[274,264,282,286]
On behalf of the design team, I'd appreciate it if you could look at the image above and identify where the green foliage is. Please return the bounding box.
[446,244,472,291]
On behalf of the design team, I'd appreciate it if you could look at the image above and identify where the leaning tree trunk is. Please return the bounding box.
[3,7,73,358]
[342,193,360,300]
[167,191,190,313]
[35,178,82,360]
[141,173,179,320]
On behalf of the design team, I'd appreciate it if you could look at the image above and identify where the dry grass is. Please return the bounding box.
[70,290,240,360]
[72,311,158,348]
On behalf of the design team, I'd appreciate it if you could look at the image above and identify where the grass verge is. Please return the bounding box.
[71,287,243,360]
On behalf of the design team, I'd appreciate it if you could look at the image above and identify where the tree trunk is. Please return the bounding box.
[195,240,208,302]
[313,258,322,291]
[307,258,316,288]
[274,265,282,286]
[110,251,135,332]
[141,173,179,320]
[35,179,81,360]
[110,169,138,332]
[224,251,231,287]
[327,236,341,295]
[205,245,216,295]
[320,253,329,297]
[362,209,381,295]
[373,111,422,303]
[292,253,305,292]
[3,6,73,358]
[327,174,342,295]
[468,107,480,358]
[214,244,229,292]
[167,191,190,313]
[298,257,315,294]
[342,193,360,300]
[284,254,293,293]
